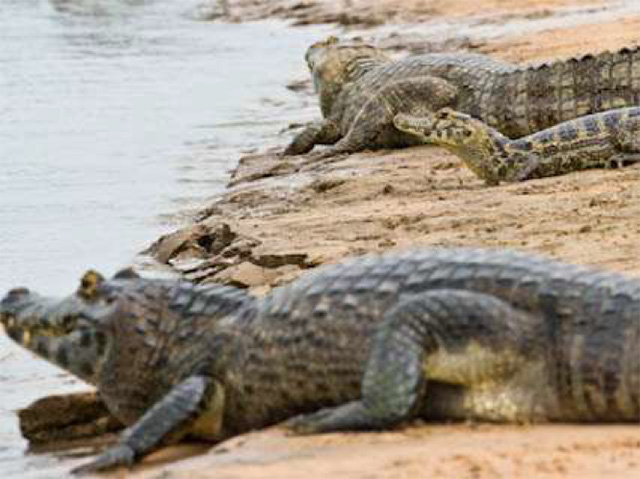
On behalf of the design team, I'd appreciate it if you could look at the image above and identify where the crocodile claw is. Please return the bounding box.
[286,407,339,435]
[71,444,135,475]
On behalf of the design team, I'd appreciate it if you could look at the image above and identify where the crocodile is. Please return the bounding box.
[284,36,640,159]
[1,248,639,474]
[393,106,640,185]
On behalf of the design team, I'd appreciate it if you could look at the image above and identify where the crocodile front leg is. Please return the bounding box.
[306,76,459,161]
[284,119,342,156]
[500,152,543,183]
[287,289,543,433]
[72,376,219,474]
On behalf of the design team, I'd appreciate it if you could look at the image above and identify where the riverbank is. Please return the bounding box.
[18,0,640,477]
[136,2,640,478]
[151,0,640,290]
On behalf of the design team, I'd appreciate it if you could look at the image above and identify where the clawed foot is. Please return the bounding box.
[285,401,380,435]
[507,154,542,182]
[286,407,343,435]
[71,444,135,475]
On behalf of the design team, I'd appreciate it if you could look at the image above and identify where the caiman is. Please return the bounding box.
[1,248,639,474]
[284,36,640,158]
[393,106,640,185]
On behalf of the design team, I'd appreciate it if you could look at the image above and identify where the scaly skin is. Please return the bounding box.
[284,36,518,157]
[394,107,640,185]
[286,37,640,158]
[1,249,639,474]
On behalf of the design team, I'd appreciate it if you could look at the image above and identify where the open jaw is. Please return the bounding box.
[0,286,108,385]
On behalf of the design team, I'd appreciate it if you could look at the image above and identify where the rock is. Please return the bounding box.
[146,224,211,264]
[19,392,122,444]
[213,262,291,288]
[228,150,302,186]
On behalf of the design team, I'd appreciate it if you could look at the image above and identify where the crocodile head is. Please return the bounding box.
[393,108,485,145]
[305,36,390,117]
[0,270,137,385]
[394,108,502,153]
[2,269,253,424]
[394,108,509,184]
[1,269,252,394]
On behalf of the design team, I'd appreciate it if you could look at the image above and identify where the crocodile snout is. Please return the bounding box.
[0,287,32,317]
[8,287,30,297]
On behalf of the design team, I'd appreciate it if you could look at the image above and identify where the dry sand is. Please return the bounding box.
[36,0,640,477]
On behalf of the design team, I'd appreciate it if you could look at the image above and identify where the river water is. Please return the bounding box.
[0,1,327,476]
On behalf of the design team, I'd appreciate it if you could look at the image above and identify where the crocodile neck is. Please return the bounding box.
[474,46,640,138]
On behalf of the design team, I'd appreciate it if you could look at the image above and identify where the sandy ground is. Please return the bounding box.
[24,0,640,477]
[78,425,640,479]
[206,0,604,25]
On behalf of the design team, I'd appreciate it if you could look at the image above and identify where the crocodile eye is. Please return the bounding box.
[78,270,105,300]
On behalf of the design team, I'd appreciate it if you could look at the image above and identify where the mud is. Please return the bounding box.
[18,0,640,478]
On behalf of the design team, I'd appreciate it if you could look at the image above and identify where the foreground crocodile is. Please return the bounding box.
[285,36,640,158]
[1,248,639,474]
[393,106,640,185]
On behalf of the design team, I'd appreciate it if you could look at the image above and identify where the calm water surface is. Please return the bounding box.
[0,1,327,476]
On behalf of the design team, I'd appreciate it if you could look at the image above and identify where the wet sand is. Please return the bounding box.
[20,0,640,477]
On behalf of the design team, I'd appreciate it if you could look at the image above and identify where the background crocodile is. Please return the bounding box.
[285,36,640,158]
[1,248,639,474]
[394,106,640,185]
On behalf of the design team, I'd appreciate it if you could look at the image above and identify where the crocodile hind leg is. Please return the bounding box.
[284,119,341,156]
[287,289,544,434]
[304,76,459,161]
[72,376,218,474]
